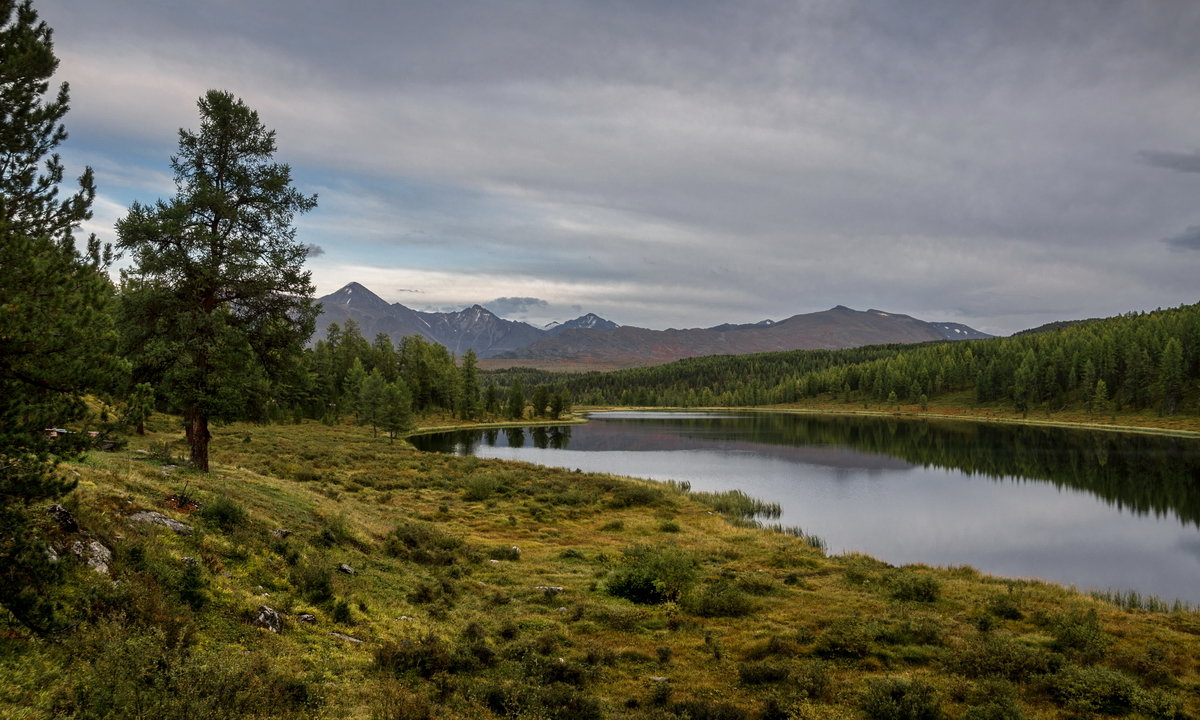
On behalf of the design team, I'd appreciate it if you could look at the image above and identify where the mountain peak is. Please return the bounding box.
[547,312,620,335]
[323,282,392,312]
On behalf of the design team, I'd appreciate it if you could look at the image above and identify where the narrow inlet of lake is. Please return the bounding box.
[411,411,1200,603]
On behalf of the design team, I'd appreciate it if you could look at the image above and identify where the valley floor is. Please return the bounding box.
[3,413,1199,719]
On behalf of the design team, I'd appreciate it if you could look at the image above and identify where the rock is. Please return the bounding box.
[253,605,283,633]
[337,563,355,575]
[70,539,113,574]
[271,529,292,539]
[535,586,565,595]
[330,631,363,644]
[556,606,570,614]
[649,676,670,683]
[297,613,317,624]
[47,504,79,533]
[127,511,193,535]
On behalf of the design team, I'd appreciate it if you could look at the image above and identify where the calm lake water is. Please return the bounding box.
[411,411,1200,602]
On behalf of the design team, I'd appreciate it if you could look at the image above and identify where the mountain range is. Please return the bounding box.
[314,282,991,367]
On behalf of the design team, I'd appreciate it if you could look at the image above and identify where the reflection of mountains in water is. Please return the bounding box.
[414,413,1200,527]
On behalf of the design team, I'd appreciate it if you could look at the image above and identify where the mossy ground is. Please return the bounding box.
[2,413,1199,719]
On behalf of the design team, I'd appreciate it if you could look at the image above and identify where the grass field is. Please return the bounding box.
[3,411,1199,719]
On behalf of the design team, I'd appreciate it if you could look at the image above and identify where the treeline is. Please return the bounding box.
[280,320,572,427]
[556,303,1200,415]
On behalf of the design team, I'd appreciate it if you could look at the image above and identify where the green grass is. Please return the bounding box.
[3,413,1200,719]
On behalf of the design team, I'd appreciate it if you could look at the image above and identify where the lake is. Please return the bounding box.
[410,411,1200,603]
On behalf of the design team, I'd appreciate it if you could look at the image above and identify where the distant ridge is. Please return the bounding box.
[313,283,992,365]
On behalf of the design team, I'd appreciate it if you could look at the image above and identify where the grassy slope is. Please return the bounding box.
[3,413,1199,719]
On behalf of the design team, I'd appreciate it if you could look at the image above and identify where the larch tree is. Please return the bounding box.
[116,90,317,471]
[0,0,122,632]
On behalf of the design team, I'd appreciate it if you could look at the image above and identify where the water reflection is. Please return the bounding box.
[413,413,1200,525]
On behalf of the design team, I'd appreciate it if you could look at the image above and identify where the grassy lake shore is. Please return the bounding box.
[2,413,1199,719]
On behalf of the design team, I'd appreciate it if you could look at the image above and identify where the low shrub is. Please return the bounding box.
[945,635,1060,682]
[384,521,465,566]
[610,484,664,508]
[375,635,451,679]
[1048,609,1108,663]
[1045,664,1139,715]
[488,545,522,561]
[860,677,942,720]
[738,661,790,685]
[986,592,1024,621]
[814,619,873,659]
[197,495,248,531]
[605,545,698,604]
[290,561,333,603]
[462,475,502,501]
[890,571,941,602]
[684,581,757,618]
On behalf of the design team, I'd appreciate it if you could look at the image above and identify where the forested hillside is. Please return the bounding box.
[554,304,1200,416]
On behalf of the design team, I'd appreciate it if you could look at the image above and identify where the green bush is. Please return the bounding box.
[684,581,757,618]
[197,494,248,531]
[375,635,451,679]
[945,635,1060,682]
[384,521,465,565]
[986,593,1024,620]
[1049,609,1108,663]
[738,661,790,685]
[313,513,358,548]
[860,677,942,720]
[814,618,873,659]
[610,483,664,508]
[462,475,502,501]
[290,561,333,603]
[605,545,697,604]
[890,571,941,602]
[1046,664,1138,715]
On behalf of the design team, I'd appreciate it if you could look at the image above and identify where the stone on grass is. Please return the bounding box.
[253,605,283,633]
[127,511,193,535]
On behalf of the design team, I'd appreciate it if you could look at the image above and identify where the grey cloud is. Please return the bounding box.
[1164,226,1200,251]
[41,0,1200,336]
[485,297,549,317]
[1139,151,1200,173]
[304,243,325,257]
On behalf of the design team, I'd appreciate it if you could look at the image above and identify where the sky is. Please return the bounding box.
[39,0,1200,335]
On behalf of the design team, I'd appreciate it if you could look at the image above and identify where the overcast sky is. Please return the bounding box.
[41,0,1200,335]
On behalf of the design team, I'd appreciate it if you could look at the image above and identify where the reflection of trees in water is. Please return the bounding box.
[659,413,1200,527]
[412,415,1200,526]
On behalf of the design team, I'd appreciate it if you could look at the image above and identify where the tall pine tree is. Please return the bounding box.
[0,0,122,632]
[117,90,318,471]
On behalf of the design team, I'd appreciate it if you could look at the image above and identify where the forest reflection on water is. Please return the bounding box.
[411,411,1200,602]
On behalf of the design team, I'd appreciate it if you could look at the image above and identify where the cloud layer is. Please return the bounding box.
[40,0,1200,335]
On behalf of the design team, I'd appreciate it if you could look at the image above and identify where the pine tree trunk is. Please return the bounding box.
[186,411,211,471]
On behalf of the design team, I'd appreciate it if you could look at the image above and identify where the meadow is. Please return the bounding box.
[3,412,1199,719]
